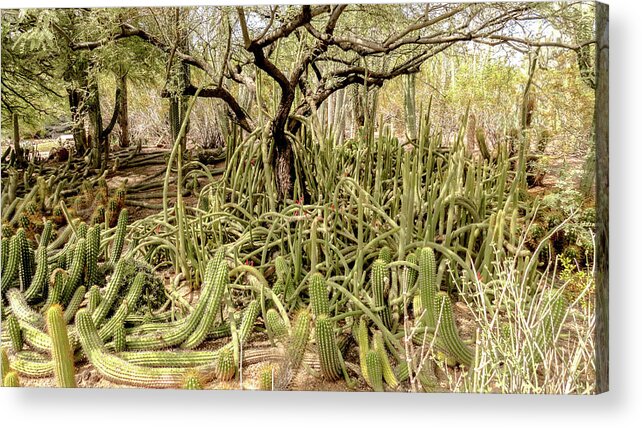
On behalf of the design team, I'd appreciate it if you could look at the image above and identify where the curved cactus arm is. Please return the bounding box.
[6,314,24,352]
[434,293,473,366]
[24,245,48,302]
[118,350,218,367]
[7,288,45,328]
[373,330,398,389]
[11,352,54,378]
[39,220,53,248]
[365,350,384,392]
[87,285,101,315]
[63,286,86,324]
[46,305,77,387]
[17,228,34,292]
[357,317,370,384]
[85,226,101,287]
[1,233,21,293]
[110,208,129,264]
[61,238,86,305]
[76,309,187,388]
[92,258,127,326]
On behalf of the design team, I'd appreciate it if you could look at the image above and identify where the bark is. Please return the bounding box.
[118,73,129,148]
[12,112,24,165]
[594,1,609,394]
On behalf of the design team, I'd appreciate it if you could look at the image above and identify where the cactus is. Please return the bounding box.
[125,252,224,350]
[77,222,88,239]
[183,370,203,389]
[92,258,127,326]
[534,291,568,361]
[87,285,101,314]
[181,258,228,349]
[16,228,34,291]
[113,322,127,353]
[265,308,288,341]
[85,225,100,287]
[1,238,9,273]
[6,315,23,352]
[3,371,20,387]
[434,293,473,366]
[63,285,86,324]
[76,309,187,388]
[119,350,217,367]
[11,351,54,378]
[39,220,53,248]
[110,208,128,264]
[99,301,129,342]
[365,350,384,392]
[46,305,77,387]
[315,315,342,381]
[278,309,311,388]
[1,347,11,381]
[357,317,370,384]
[419,247,437,328]
[1,232,20,292]
[373,330,398,389]
[405,252,418,289]
[259,364,275,390]
[61,238,85,305]
[44,268,67,309]
[214,346,236,381]
[7,288,44,328]
[308,272,329,317]
[24,244,48,302]
[371,259,392,329]
[379,247,392,264]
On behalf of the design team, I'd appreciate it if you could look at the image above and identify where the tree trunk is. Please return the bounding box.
[68,88,88,155]
[118,73,130,148]
[12,113,24,165]
[594,1,609,394]
[88,81,104,169]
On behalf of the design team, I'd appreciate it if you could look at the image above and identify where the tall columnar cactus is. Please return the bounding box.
[85,225,100,287]
[1,238,9,275]
[265,308,288,341]
[373,330,398,389]
[182,258,228,349]
[365,350,384,392]
[110,208,128,264]
[434,292,473,366]
[64,286,86,324]
[1,233,20,292]
[405,252,418,290]
[7,315,23,352]
[357,317,370,384]
[3,371,20,387]
[24,244,48,302]
[46,305,77,387]
[16,228,34,291]
[308,273,329,317]
[371,259,392,329]
[61,238,86,305]
[113,321,127,353]
[39,220,53,248]
[315,315,342,381]
[214,346,235,381]
[285,309,312,375]
[45,268,67,308]
[419,247,437,328]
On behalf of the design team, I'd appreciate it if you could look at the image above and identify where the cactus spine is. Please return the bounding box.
[371,259,392,329]
[110,208,128,264]
[315,315,342,381]
[46,305,77,387]
[308,272,329,317]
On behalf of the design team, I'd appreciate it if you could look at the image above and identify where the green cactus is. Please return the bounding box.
[77,222,88,239]
[11,351,54,378]
[63,285,86,324]
[265,308,288,341]
[534,291,568,361]
[419,247,437,328]
[183,371,203,389]
[76,309,187,388]
[110,208,128,264]
[373,330,398,389]
[308,272,329,318]
[259,364,275,390]
[113,322,127,353]
[357,317,370,384]
[87,285,101,314]
[118,350,217,367]
[1,238,9,274]
[181,258,228,349]
[99,301,129,342]
[405,252,418,289]
[1,233,20,292]
[44,268,67,309]
[39,220,53,248]
[214,346,235,381]
[371,259,392,329]
[61,238,85,305]
[85,225,100,287]
[434,293,473,366]
[24,244,48,302]
[16,228,34,291]
[3,371,20,387]
[284,309,311,376]
[365,350,384,392]
[6,315,23,352]
[7,288,44,328]
[379,247,392,264]
[46,305,77,387]
[1,347,11,381]
[92,258,127,326]
[315,314,342,381]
